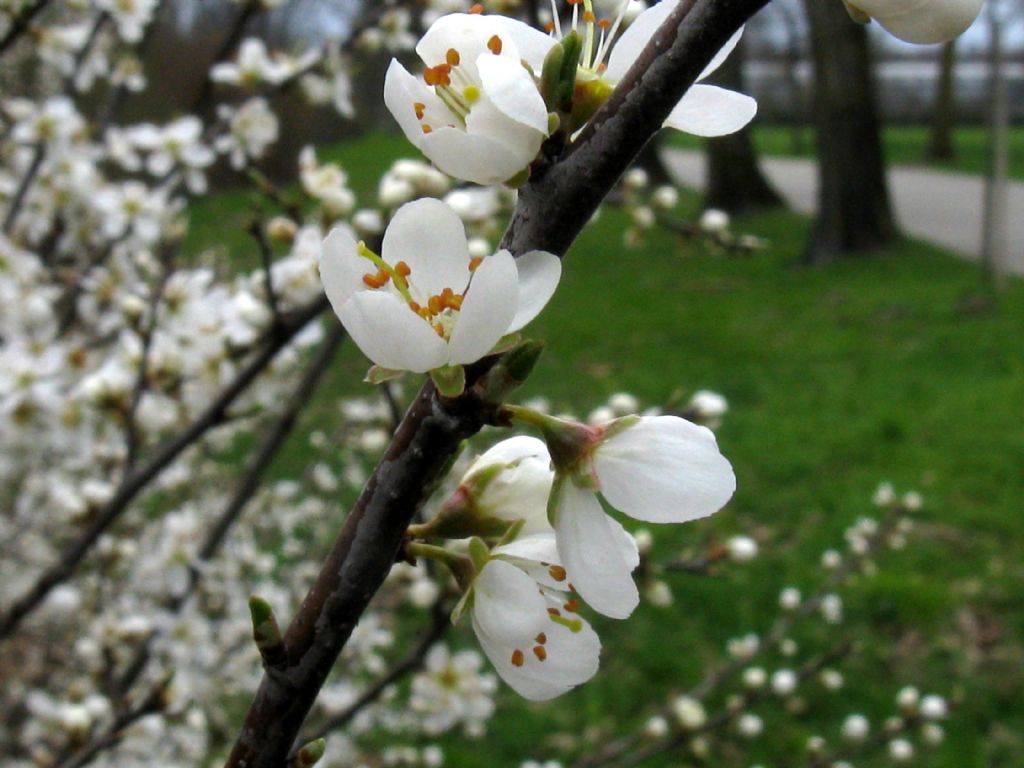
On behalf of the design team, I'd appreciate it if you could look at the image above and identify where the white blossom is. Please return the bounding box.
[384,12,554,185]
[319,198,560,375]
[548,414,734,619]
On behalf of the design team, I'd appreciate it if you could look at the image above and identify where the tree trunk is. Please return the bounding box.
[802,0,897,263]
[980,4,1009,292]
[927,39,958,162]
[704,39,783,213]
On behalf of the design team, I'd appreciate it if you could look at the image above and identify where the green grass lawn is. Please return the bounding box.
[191,133,1024,767]
[672,123,1024,180]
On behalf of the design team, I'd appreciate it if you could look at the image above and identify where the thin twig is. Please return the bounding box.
[571,510,903,768]
[0,296,329,641]
[297,599,452,748]
[123,248,176,469]
[55,676,171,768]
[611,643,855,768]
[97,0,168,130]
[62,12,108,94]
[0,0,50,59]
[107,324,345,708]
[247,218,283,327]
[2,143,45,235]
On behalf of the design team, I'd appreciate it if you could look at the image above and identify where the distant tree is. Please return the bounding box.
[775,0,810,155]
[927,40,958,162]
[704,38,783,213]
[801,0,897,263]
[981,0,1010,291]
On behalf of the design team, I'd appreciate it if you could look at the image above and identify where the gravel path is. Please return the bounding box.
[664,149,1023,276]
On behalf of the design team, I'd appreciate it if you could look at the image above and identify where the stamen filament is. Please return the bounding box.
[436,86,470,121]
[582,0,595,69]
[549,0,561,37]
[595,0,631,66]
[356,241,416,305]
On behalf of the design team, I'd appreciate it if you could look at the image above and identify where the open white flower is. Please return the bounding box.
[319,198,560,376]
[465,534,600,700]
[548,415,735,618]
[384,12,554,184]
[843,0,984,44]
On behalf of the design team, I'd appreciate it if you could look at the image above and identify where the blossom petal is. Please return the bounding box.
[508,249,561,332]
[464,95,544,174]
[420,126,528,186]
[448,250,518,365]
[383,60,450,148]
[493,532,560,564]
[418,13,499,81]
[532,596,601,689]
[477,54,549,134]
[593,415,735,524]
[554,482,639,620]
[471,435,550,467]
[849,0,983,44]
[491,15,559,71]
[382,198,471,299]
[471,560,599,700]
[469,436,554,535]
[605,0,678,84]
[319,225,369,309]
[663,84,757,137]
[339,291,449,373]
[472,558,548,642]
[697,27,744,82]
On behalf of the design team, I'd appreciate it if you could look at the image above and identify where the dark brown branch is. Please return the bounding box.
[97,0,168,130]
[62,12,108,94]
[0,297,329,641]
[108,323,345,705]
[248,219,283,327]
[55,675,171,768]
[0,0,49,58]
[809,712,923,768]
[224,2,771,763]
[224,368,501,767]
[124,250,175,469]
[610,643,855,768]
[2,143,44,235]
[501,0,771,258]
[190,0,262,115]
[297,599,451,747]
[4,12,105,236]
